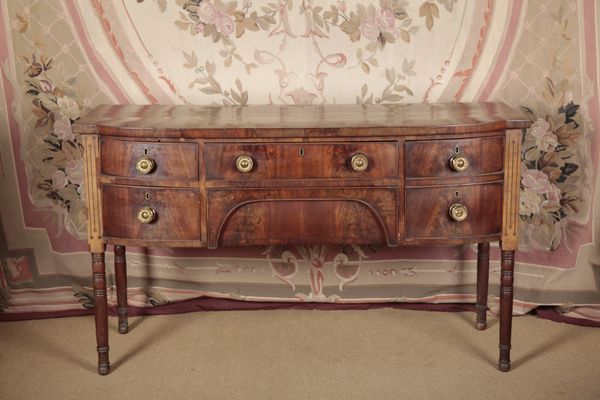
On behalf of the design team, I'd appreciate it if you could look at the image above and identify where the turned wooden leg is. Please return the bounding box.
[476,242,490,330]
[92,251,110,375]
[114,245,129,334]
[498,249,514,372]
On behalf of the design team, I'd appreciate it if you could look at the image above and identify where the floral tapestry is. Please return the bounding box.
[0,0,599,321]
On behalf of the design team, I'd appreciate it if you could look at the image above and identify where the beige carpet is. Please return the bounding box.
[1,308,599,400]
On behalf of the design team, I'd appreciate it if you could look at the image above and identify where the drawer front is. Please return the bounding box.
[207,187,398,247]
[205,142,398,180]
[100,139,199,180]
[102,185,201,241]
[405,183,502,239]
[405,136,503,178]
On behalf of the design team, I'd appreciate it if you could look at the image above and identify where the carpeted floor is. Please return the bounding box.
[0,308,599,400]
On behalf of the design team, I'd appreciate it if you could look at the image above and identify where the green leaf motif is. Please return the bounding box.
[559,101,580,128]
[560,162,579,176]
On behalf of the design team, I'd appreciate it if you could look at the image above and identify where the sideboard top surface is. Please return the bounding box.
[73,102,530,138]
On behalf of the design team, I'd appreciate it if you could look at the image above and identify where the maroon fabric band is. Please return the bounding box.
[1,298,598,327]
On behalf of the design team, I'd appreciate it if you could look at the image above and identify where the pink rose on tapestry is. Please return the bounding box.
[522,169,552,194]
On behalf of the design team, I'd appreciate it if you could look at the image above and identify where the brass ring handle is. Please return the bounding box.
[449,203,468,222]
[136,156,155,174]
[137,207,156,224]
[350,153,369,172]
[236,154,254,173]
[449,154,469,172]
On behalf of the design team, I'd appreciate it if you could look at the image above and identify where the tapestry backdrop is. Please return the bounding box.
[1,0,599,320]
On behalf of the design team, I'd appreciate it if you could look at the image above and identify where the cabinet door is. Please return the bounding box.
[207,188,398,248]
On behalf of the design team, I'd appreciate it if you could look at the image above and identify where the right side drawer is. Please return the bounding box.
[405,136,504,178]
[405,182,503,240]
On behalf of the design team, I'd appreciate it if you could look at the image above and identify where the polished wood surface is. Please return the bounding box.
[499,250,515,371]
[476,242,490,330]
[404,183,502,240]
[405,135,504,178]
[208,188,397,248]
[100,139,199,180]
[73,102,530,137]
[114,245,128,335]
[102,185,201,241]
[76,102,530,375]
[205,142,398,180]
[91,251,109,375]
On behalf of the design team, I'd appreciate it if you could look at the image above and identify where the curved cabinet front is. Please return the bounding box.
[405,136,504,179]
[100,139,199,180]
[207,188,398,248]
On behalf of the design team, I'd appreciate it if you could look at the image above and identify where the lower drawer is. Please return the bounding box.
[102,185,201,241]
[405,183,502,240]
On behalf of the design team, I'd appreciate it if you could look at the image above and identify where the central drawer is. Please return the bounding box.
[205,142,398,180]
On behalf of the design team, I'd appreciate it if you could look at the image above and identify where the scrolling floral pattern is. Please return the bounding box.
[516,4,593,252]
[156,0,458,105]
[519,82,588,252]
[21,52,88,238]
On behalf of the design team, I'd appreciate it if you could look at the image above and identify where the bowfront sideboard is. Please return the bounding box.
[73,102,530,375]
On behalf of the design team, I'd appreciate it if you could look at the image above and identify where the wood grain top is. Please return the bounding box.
[73,102,530,138]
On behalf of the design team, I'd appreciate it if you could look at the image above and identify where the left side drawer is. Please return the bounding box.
[102,185,201,241]
[100,139,199,180]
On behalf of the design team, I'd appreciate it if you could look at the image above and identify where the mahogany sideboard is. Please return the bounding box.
[73,102,530,375]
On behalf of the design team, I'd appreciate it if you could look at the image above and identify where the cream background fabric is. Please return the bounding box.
[0,0,598,316]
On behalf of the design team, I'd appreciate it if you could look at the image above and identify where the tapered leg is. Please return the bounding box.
[476,242,490,330]
[92,251,110,375]
[498,249,515,372]
[114,245,129,334]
